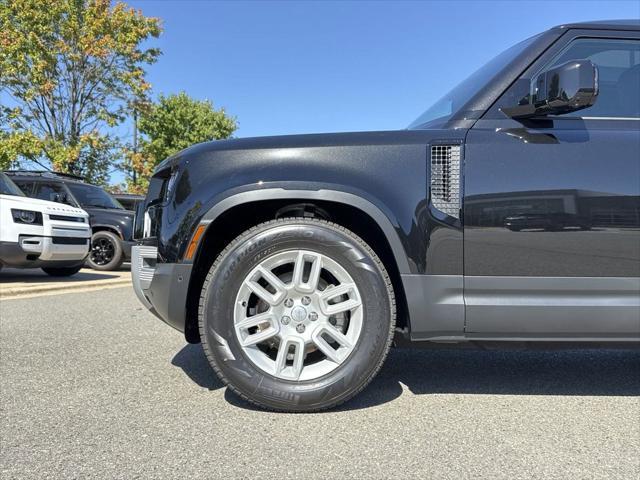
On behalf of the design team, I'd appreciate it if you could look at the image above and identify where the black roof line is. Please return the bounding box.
[4,170,85,182]
[113,193,144,198]
[552,19,640,31]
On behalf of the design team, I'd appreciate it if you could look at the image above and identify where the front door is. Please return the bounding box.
[463,30,640,338]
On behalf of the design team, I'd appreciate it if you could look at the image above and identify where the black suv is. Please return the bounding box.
[113,193,144,212]
[132,20,640,412]
[7,171,135,271]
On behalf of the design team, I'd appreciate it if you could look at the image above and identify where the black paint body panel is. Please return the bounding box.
[464,118,640,278]
[152,130,465,276]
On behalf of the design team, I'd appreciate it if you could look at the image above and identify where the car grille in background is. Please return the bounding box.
[430,144,461,219]
[51,237,89,245]
[49,214,85,222]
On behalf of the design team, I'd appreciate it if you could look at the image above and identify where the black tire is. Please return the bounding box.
[42,265,83,277]
[87,231,124,271]
[199,218,396,412]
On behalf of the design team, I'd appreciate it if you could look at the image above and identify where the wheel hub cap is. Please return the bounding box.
[233,250,363,381]
[290,306,308,323]
[91,238,115,265]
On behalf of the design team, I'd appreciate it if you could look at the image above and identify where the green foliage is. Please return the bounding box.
[126,92,236,193]
[140,92,237,161]
[0,0,161,184]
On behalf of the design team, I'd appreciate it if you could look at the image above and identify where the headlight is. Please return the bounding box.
[11,209,43,225]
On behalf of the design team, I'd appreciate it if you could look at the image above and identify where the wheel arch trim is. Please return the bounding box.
[91,224,124,239]
[198,188,412,274]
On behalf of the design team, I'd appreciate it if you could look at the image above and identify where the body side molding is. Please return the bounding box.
[465,276,640,335]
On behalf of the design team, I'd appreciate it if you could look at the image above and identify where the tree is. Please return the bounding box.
[127,92,237,193]
[0,0,161,184]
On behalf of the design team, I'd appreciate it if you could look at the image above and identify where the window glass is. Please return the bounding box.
[408,33,542,128]
[541,39,640,117]
[66,182,123,210]
[33,182,71,204]
[0,173,26,197]
[10,179,34,196]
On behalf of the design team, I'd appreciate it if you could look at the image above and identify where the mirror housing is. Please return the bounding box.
[502,59,598,119]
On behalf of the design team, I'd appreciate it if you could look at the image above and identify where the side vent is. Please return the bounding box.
[430,144,461,218]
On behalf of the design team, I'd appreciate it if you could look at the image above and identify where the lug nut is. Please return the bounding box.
[296,324,306,333]
[301,296,311,306]
[284,298,294,308]
[309,312,318,321]
[281,316,291,325]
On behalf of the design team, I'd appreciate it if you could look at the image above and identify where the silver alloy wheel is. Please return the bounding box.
[233,250,363,381]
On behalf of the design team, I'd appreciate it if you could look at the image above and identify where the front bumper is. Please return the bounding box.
[23,235,89,261]
[0,236,89,268]
[131,245,157,311]
[121,240,136,260]
[131,245,192,334]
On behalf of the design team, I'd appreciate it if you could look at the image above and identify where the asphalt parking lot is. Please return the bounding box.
[0,266,131,300]
[1,286,639,479]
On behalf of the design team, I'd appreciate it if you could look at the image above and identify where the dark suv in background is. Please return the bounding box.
[6,171,134,271]
[113,193,144,212]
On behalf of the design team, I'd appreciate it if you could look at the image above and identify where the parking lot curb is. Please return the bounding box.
[0,278,132,300]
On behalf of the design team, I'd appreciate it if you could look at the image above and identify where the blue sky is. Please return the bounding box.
[127,0,638,142]
[5,1,638,184]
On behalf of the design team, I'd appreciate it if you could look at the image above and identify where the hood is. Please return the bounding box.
[83,206,134,218]
[0,193,88,217]
[155,130,432,172]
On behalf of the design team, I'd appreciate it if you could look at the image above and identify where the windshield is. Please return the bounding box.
[67,183,124,210]
[0,173,26,197]
[408,33,541,129]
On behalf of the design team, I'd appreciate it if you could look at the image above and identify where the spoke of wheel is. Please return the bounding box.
[292,251,322,293]
[319,283,362,316]
[246,266,287,306]
[235,249,364,381]
[311,326,352,364]
[235,312,279,346]
[274,337,305,380]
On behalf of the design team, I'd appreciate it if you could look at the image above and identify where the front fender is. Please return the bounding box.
[91,223,123,238]
[152,130,464,276]
[199,187,412,274]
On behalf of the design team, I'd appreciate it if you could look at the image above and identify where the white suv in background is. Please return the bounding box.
[0,172,91,277]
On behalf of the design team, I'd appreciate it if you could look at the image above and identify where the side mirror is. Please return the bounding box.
[502,59,598,119]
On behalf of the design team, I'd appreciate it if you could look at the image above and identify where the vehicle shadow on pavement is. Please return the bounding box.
[171,344,225,390]
[172,345,640,412]
[339,348,640,411]
[0,270,119,283]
